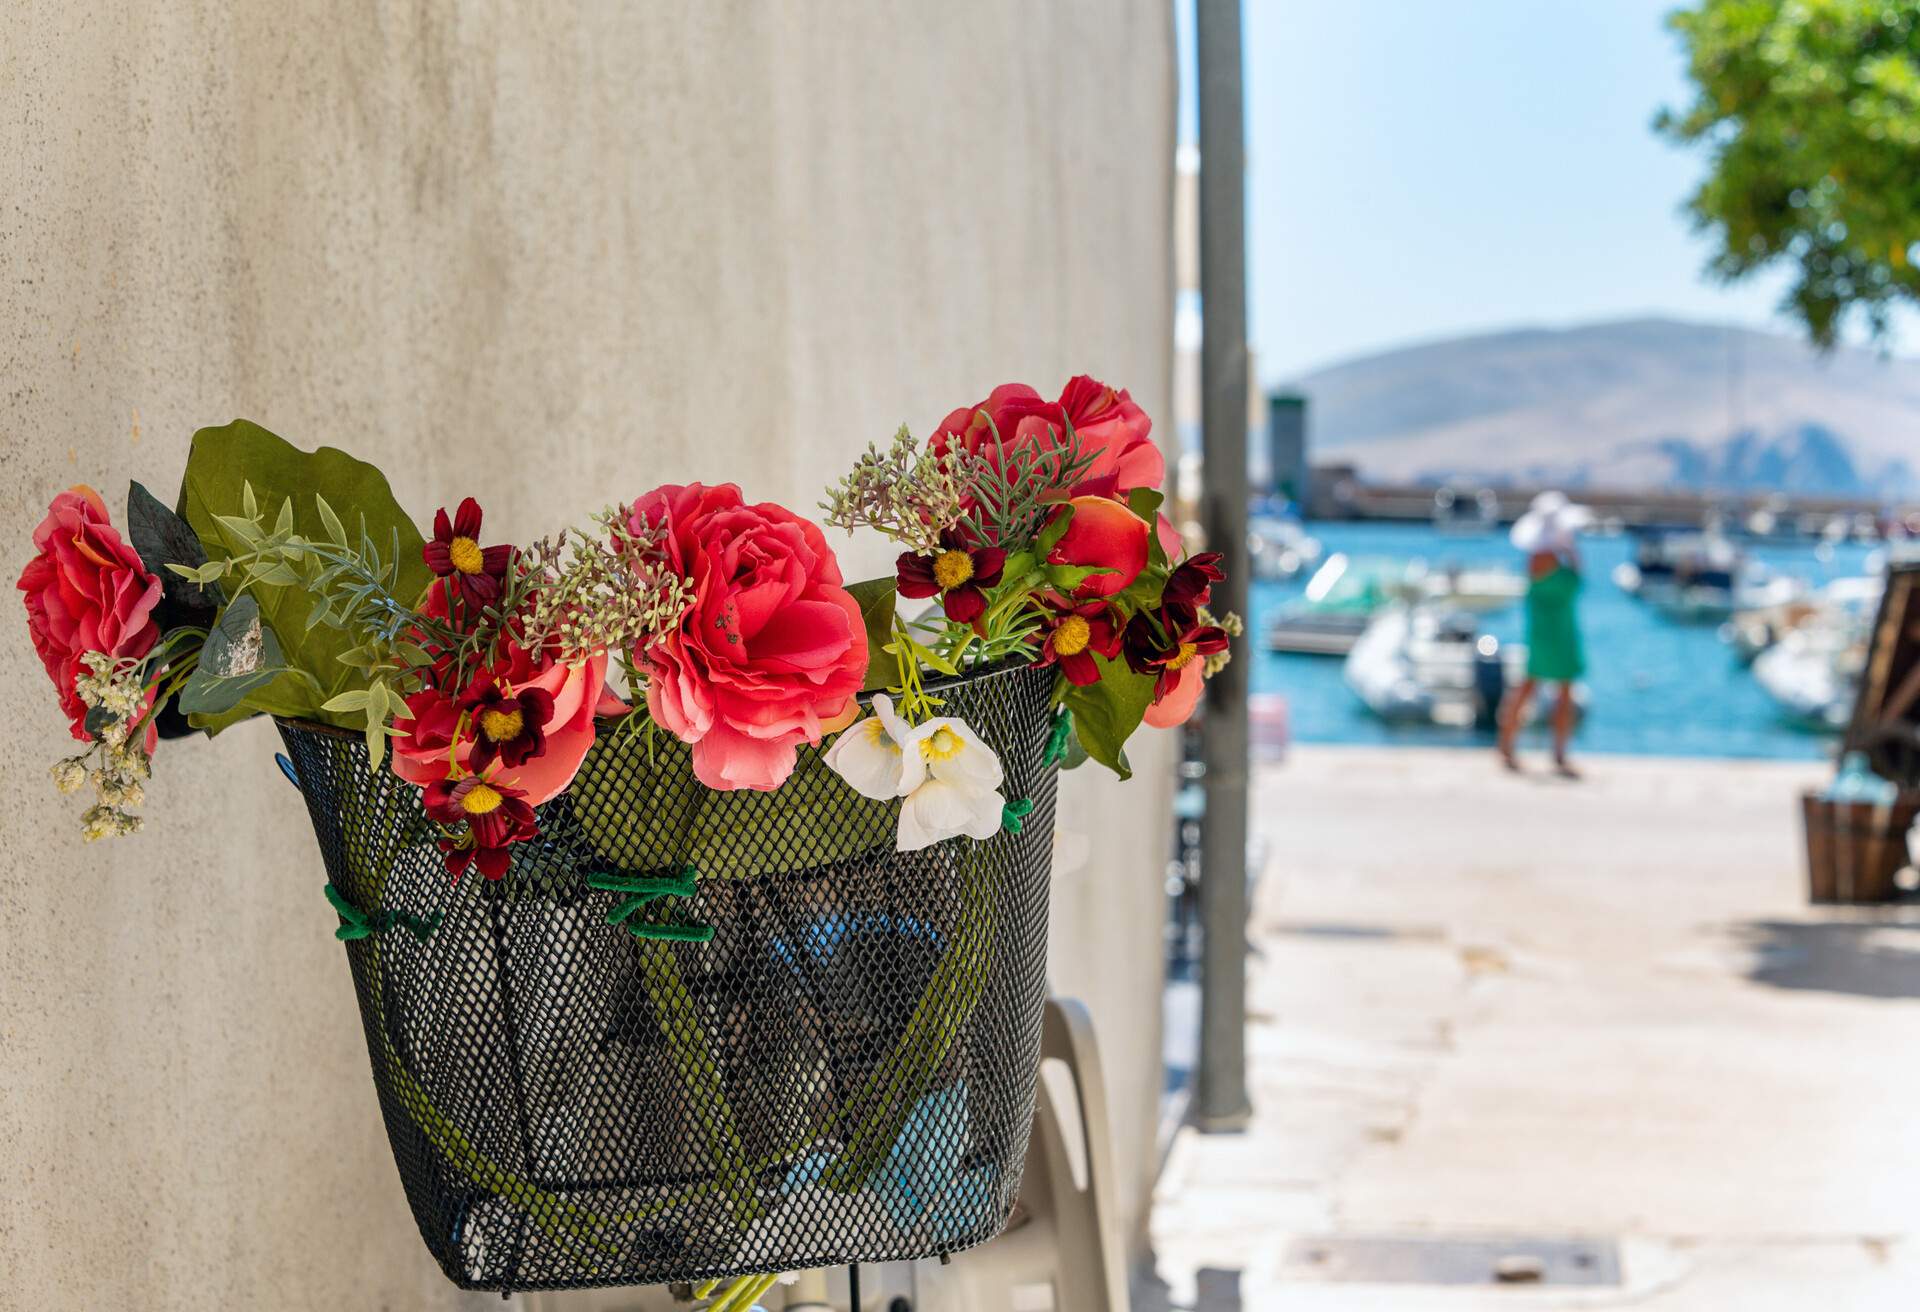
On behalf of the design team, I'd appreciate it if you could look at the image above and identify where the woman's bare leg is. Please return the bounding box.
[1497,677,1536,768]
[1552,683,1579,777]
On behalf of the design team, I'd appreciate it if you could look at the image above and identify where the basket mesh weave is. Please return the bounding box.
[278,661,1058,1291]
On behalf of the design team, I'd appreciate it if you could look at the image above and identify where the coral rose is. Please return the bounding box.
[392,644,608,805]
[1143,660,1204,728]
[932,374,1164,499]
[17,486,162,742]
[632,482,865,792]
[1045,495,1150,599]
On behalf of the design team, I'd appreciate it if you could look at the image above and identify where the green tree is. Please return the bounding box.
[1658,0,1920,347]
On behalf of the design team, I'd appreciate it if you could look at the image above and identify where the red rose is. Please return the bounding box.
[931,374,1164,499]
[632,483,866,792]
[17,486,162,741]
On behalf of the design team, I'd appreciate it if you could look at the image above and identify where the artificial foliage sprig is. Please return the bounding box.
[958,414,1099,550]
[821,424,978,554]
[516,504,693,669]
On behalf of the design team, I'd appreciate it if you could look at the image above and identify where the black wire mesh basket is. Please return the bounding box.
[277,661,1059,1292]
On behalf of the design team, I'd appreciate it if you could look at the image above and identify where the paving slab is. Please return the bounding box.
[1150,747,1920,1308]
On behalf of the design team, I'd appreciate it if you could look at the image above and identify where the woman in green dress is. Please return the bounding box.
[1498,493,1589,777]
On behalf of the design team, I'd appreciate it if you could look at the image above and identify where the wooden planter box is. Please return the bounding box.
[1802,793,1920,904]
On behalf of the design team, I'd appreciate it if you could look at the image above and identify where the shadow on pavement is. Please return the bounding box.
[1133,1262,1242,1312]
[1735,919,1920,999]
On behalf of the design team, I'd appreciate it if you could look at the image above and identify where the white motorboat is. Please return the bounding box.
[1616,529,1793,622]
[1432,482,1499,536]
[1343,605,1525,729]
[1247,514,1322,582]
[1721,575,1882,665]
[1751,613,1868,731]
[1267,553,1526,657]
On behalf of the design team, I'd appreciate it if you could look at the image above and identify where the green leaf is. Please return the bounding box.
[846,577,898,692]
[177,595,288,716]
[321,689,373,713]
[1128,488,1169,569]
[1043,563,1116,591]
[1060,656,1158,780]
[177,420,431,731]
[272,494,295,538]
[126,481,218,618]
[1000,549,1038,581]
[313,493,348,548]
[1034,503,1074,556]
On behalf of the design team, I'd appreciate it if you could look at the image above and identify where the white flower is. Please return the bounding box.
[824,699,1013,852]
[900,717,1004,795]
[823,694,914,799]
[897,776,1006,851]
[895,716,1007,852]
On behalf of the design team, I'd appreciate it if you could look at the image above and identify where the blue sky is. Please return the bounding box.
[1177,1,1912,383]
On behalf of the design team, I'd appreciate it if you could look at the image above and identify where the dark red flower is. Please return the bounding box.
[1163,551,1225,608]
[463,681,555,773]
[423,497,512,609]
[422,774,538,882]
[1032,598,1122,686]
[896,528,1007,624]
[1123,605,1230,700]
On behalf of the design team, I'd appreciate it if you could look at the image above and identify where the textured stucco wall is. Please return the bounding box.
[0,4,1175,1308]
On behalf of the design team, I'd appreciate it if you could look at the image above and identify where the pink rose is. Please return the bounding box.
[17,486,162,742]
[932,375,1165,499]
[392,643,609,805]
[633,483,866,792]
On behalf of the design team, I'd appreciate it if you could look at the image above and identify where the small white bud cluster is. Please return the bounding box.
[54,650,156,841]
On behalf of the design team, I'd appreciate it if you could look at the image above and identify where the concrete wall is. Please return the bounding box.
[0,4,1175,1309]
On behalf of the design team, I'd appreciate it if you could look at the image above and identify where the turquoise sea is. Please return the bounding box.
[1250,522,1881,761]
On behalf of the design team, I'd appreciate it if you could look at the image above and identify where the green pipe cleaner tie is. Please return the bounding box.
[1001,797,1037,833]
[323,882,442,944]
[1042,706,1074,766]
[586,865,715,944]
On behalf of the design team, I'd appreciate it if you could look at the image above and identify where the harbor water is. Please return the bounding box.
[1252,521,1881,761]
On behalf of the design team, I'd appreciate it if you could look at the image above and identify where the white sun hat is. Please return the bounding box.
[1509,490,1593,553]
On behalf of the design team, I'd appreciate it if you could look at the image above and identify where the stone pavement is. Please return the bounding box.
[1146,746,1920,1309]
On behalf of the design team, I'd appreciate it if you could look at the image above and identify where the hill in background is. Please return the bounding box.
[1290,317,1920,497]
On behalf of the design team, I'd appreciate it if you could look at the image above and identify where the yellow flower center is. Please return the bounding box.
[932,549,975,591]
[1052,614,1093,657]
[447,536,485,575]
[920,727,965,761]
[863,718,900,752]
[1166,641,1200,671]
[460,781,504,815]
[479,706,525,742]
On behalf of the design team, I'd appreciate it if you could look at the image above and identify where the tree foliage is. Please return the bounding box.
[1658,0,1920,347]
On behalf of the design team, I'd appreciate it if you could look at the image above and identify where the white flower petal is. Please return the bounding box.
[896,777,999,851]
[904,716,1005,793]
[895,789,943,851]
[960,786,1008,840]
[876,694,929,794]
[824,713,907,800]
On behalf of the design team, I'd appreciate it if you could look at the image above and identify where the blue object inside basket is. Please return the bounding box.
[783,1080,998,1242]
[769,912,942,972]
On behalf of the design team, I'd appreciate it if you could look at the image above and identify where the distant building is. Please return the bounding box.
[1268,391,1309,506]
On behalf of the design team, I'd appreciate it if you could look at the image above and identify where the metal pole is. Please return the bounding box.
[1194,0,1253,1132]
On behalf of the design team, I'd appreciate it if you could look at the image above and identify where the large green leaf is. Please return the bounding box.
[846,577,898,692]
[176,420,431,731]
[1060,655,1158,780]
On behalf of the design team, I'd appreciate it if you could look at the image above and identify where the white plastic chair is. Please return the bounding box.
[911,996,1129,1312]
